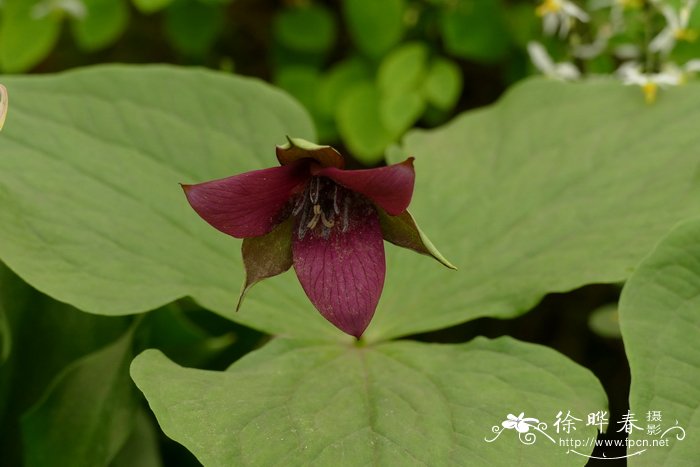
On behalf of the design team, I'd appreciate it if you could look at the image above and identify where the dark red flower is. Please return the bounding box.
[183,138,454,338]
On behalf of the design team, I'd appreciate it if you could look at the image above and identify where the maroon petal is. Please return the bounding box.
[292,199,385,338]
[182,163,309,238]
[314,158,415,215]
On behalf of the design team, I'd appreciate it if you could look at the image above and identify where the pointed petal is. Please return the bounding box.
[378,208,457,269]
[237,217,294,311]
[182,163,308,238]
[292,200,385,338]
[276,136,344,168]
[315,158,415,215]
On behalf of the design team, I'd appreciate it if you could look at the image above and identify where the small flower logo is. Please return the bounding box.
[502,413,540,433]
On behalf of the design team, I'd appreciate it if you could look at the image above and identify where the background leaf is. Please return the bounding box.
[0,263,131,465]
[0,0,62,73]
[21,323,139,467]
[132,336,607,466]
[619,218,700,465]
[71,0,130,52]
[342,0,405,59]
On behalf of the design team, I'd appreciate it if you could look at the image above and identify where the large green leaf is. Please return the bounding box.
[619,218,700,465]
[0,263,131,465]
[21,324,140,467]
[132,337,606,466]
[0,65,340,338]
[370,79,700,340]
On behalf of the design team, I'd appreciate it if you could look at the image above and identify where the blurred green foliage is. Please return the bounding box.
[0,0,542,164]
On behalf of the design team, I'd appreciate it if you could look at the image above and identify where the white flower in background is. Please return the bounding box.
[528,41,581,80]
[589,0,644,32]
[572,24,613,59]
[649,0,698,54]
[614,43,642,60]
[660,59,700,83]
[536,0,590,37]
[618,62,679,103]
[31,0,86,20]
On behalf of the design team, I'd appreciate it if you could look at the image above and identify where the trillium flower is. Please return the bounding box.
[183,138,455,338]
[527,41,580,80]
[502,413,540,433]
[536,0,590,38]
[649,0,698,55]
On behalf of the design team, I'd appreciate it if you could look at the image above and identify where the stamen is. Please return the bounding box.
[342,197,350,232]
[292,194,306,216]
[297,205,310,239]
[333,185,339,214]
[307,204,321,229]
[310,177,320,204]
[321,210,335,228]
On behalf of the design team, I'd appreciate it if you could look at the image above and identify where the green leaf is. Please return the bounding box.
[274,65,322,115]
[132,0,174,14]
[423,57,463,111]
[0,263,132,465]
[71,0,129,52]
[21,323,139,467]
[0,65,337,339]
[371,79,700,340]
[111,409,163,467]
[0,0,62,73]
[165,0,224,57]
[273,5,337,55]
[619,218,700,465]
[342,0,405,58]
[441,0,510,63]
[337,82,394,164]
[376,42,428,95]
[378,91,425,137]
[317,57,372,119]
[132,337,606,466]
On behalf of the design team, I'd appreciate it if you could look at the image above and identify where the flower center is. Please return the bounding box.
[674,28,699,43]
[292,177,351,240]
[536,0,561,16]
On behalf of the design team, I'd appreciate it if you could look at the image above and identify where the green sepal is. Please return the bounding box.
[276,136,344,168]
[379,208,457,270]
[237,218,294,311]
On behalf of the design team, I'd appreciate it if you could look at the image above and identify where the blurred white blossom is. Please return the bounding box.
[572,25,613,59]
[618,62,679,103]
[528,41,581,80]
[536,0,590,37]
[589,0,643,32]
[649,0,698,55]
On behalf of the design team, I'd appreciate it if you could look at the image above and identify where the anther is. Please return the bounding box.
[333,185,339,214]
[321,210,335,228]
[307,204,321,229]
[342,197,350,232]
[310,178,320,204]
